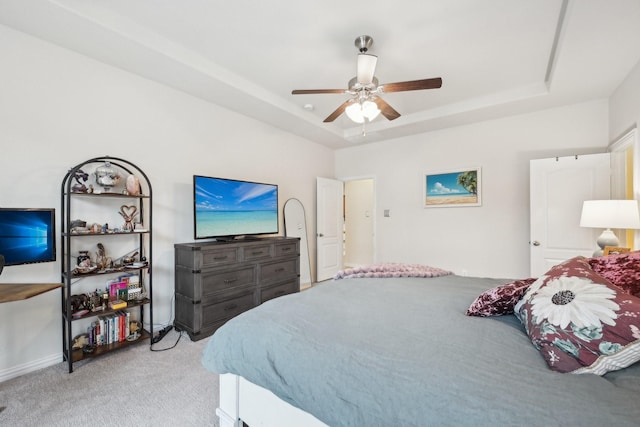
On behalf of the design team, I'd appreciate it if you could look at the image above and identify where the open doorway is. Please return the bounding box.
[343,178,375,268]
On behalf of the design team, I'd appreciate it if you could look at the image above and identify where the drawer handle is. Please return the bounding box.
[251,250,264,255]
[223,278,238,284]
[214,255,228,260]
[275,267,285,273]
[282,247,291,252]
[224,303,238,312]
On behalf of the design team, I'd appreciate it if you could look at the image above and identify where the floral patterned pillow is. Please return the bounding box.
[466,278,536,316]
[588,251,640,297]
[514,256,640,375]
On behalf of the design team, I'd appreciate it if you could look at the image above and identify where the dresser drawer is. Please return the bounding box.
[174,290,255,335]
[174,244,239,269]
[200,266,255,297]
[243,244,273,261]
[260,279,299,303]
[260,258,298,285]
[201,247,239,267]
[201,291,256,325]
[274,240,298,258]
[175,265,254,299]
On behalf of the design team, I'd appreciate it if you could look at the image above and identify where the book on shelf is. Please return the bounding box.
[119,273,142,301]
[108,280,128,300]
[91,311,132,346]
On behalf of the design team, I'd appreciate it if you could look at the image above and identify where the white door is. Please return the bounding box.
[530,153,610,277]
[316,177,344,281]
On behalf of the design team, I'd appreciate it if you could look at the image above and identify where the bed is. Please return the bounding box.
[202,258,640,427]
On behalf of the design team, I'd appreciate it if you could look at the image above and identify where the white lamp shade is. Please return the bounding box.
[580,200,640,229]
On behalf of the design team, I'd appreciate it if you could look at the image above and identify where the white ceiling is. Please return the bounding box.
[1,0,640,148]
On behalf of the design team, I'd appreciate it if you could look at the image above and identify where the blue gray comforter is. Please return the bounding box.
[202,275,640,426]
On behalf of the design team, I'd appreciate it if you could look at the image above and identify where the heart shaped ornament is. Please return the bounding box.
[120,205,138,220]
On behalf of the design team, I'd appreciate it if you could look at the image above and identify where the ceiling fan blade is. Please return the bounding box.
[323,100,353,122]
[381,77,442,93]
[356,54,377,85]
[292,89,346,95]
[373,97,401,121]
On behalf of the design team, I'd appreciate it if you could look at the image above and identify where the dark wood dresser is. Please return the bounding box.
[174,237,300,340]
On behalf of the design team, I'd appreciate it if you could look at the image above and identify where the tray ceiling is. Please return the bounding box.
[1,0,639,148]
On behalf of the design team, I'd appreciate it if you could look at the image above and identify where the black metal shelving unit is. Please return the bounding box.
[60,156,153,373]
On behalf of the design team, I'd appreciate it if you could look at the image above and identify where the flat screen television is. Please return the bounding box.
[0,208,56,266]
[193,175,279,240]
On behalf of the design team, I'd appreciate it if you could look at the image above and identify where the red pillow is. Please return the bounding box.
[466,278,536,316]
[588,251,640,297]
[514,256,640,375]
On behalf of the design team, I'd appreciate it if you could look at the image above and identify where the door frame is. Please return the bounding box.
[609,127,639,248]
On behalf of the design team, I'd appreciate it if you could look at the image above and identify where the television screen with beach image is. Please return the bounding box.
[424,168,481,207]
[193,175,279,239]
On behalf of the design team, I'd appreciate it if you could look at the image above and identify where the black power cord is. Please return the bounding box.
[150,326,184,352]
[151,325,173,344]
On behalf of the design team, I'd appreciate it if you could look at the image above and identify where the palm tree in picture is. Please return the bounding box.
[457,170,477,195]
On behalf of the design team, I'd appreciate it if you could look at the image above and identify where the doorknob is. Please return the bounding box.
[317,233,324,237]
[531,241,541,246]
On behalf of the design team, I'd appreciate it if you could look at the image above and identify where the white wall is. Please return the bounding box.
[0,25,333,379]
[335,100,609,279]
[610,59,640,142]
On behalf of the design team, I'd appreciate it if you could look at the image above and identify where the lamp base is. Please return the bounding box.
[593,229,619,257]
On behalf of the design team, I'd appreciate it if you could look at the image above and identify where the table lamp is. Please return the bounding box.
[580,199,640,256]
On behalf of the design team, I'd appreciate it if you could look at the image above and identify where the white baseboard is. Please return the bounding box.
[0,353,61,383]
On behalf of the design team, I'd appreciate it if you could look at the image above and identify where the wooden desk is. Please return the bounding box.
[0,283,63,303]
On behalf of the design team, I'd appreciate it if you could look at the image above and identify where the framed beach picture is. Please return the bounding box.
[423,168,482,208]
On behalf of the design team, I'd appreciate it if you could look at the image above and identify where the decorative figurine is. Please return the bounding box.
[71,169,89,193]
[72,334,89,350]
[126,174,141,195]
[94,161,120,193]
[119,205,137,232]
[95,243,112,270]
[77,250,90,265]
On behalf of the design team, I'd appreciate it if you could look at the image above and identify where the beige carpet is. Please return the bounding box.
[0,330,220,427]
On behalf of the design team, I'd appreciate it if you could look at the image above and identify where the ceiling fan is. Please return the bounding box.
[292,35,442,124]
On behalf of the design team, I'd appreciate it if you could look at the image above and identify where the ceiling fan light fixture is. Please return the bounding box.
[345,102,364,123]
[362,100,380,120]
[356,54,378,85]
[345,99,380,123]
[291,35,442,125]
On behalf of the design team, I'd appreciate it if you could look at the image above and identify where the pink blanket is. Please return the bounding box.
[334,263,453,280]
